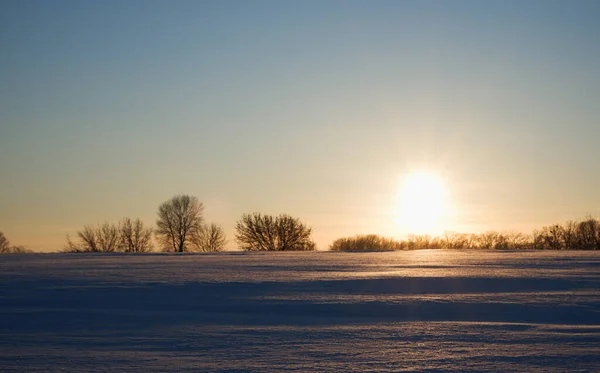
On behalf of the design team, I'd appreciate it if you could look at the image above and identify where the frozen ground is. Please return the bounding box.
[1,250,599,372]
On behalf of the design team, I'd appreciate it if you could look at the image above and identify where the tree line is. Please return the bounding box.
[63,195,228,253]
[330,216,600,251]
[62,194,314,253]
[1,194,599,253]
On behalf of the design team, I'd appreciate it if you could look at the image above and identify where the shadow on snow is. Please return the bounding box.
[1,276,598,333]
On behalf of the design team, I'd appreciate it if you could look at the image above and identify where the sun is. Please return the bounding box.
[394,171,448,236]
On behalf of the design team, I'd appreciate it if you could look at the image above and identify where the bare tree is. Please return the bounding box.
[0,231,10,253]
[78,225,100,252]
[192,223,226,252]
[64,218,153,253]
[534,224,563,250]
[476,231,503,250]
[120,218,153,253]
[406,234,439,250]
[441,231,462,250]
[235,213,315,251]
[65,222,122,252]
[576,217,600,250]
[530,217,600,250]
[156,195,204,252]
[561,221,578,250]
[98,223,121,252]
[504,231,530,250]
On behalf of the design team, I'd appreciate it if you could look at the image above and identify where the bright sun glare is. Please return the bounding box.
[395,171,448,236]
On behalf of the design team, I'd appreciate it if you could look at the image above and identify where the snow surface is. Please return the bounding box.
[1,250,599,372]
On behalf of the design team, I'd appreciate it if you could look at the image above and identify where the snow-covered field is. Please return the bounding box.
[1,250,599,372]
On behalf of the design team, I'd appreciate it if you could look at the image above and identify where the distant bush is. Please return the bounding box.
[330,234,404,251]
[0,231,33,254]
[471,231,531,250]
[64,218,153,253]
[405,235,443,250]
[5,245,33,254]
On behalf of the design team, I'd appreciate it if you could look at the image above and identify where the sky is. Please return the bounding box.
[1,0,600,252]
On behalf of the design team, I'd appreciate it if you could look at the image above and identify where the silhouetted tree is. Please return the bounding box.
[475,231,501,250]
[65,222,121,252]
[576,217,600,250]
[407,234,442,250]
[64,218,153,253]
[530,217,600,250]
[330,234,403,251]
[0,231,9,253]
[120,218,153,252]
[561,221,578,250]
[156,195,204,252]
[192,223,226,252]
[441,231,463,250]
[504,231,530,250]
[534,225,563,250]
[0,231,33,254]
[235,213,315,251]
[8,246,31,253]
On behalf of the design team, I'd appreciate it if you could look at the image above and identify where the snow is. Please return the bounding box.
[1,250,599,372]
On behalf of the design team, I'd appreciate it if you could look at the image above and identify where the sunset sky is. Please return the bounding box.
[1,0,599,251]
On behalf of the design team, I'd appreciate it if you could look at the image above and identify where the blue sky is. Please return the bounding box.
[1,0,600,251]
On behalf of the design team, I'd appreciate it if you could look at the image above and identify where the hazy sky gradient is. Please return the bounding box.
[2,0,599,251]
